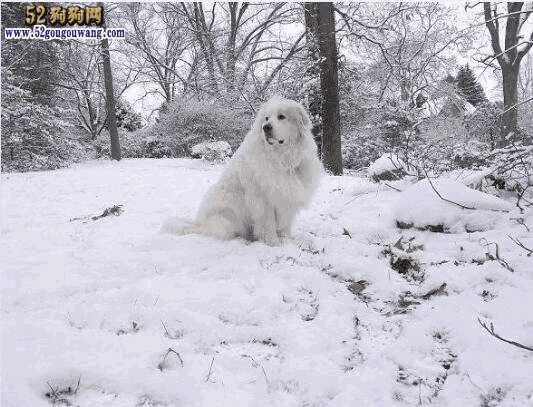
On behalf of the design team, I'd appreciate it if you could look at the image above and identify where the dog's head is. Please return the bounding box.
[254,96,311,148]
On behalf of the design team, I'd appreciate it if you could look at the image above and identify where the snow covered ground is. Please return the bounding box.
[1,158,532,407]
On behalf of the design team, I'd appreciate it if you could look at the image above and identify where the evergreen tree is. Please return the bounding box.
[1,3,60,107]
[455,65,487,106]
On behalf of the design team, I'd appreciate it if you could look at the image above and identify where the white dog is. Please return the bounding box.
[165,96,323,246]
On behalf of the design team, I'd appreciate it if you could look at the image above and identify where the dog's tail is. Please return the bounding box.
[161,217,201,235]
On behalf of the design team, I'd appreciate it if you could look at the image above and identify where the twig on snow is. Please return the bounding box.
[384,182,402,192]
[158,347,184,371]
[510,217,530,232]
[508,235,533,256]
[478,318,533,352]
[342,227,352,238]
[479,238,515,272]
[242,354,269,386]
[423,169,476,210]
[205,355,215,382]
[419,283,447,300]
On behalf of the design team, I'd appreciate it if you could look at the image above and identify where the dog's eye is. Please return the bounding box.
[278,114,286,120]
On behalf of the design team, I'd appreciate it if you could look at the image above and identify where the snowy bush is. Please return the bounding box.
[406,116,491,175]
[190,140,232,162]
[1,72,91,172]
[480,143,533,210]
[340,107,389,169]
[464,101,502,149]
[144,96,252,158]
[341,128,385,170]
[367,153,408,181]
[115,99,143,132]
[94,131,172,159]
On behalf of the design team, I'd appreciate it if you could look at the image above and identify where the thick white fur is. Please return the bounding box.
[164,96,323,246]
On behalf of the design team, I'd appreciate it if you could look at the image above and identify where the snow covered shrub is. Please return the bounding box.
[94,131,174,159]
[480,142,533,210]
[94,130,154,159]
[190,140,232,162]
[519,107,533,143]
[464,102,502,149]
[367,153,408,181]
[341,126,385,170]
[115,99,143,132]
[340,107,391,169]
[1,73,89,172]
[144,96,252,158]
[412,116,490,174]
[143,139,173,158]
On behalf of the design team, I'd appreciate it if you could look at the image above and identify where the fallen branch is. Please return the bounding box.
[384,182,402,192]
[510,217,530,232]
[478,318,533,352]
[91,204,123,220]
[205,355,215,382]
[419,283,447,300]
[423,169,476,210]
[342,227,352,238]
[479,238,515,272]
[508,235,533,256]
[69,204,124,222]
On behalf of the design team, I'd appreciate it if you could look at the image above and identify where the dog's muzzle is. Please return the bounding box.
[263,123,275,144]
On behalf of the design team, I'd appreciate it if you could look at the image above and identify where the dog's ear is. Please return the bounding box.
[296,104,311,136]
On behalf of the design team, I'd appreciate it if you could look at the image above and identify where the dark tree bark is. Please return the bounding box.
[316,2,342,175]
[100,3,121,160]
[483,2,533,144]
[304,2,322,158]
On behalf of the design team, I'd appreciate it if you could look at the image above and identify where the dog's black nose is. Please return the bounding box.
[263,123,272,133]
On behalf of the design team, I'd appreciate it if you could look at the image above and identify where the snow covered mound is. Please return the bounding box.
[190,140,232,162]
[394,178,513,233]
[367,153,407,181]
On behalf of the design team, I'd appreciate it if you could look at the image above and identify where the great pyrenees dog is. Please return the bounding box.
[164,96,323,246]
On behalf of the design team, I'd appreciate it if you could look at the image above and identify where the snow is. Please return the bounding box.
[394,178,513,233]
[367,153,406,177]
[1,159,533,406]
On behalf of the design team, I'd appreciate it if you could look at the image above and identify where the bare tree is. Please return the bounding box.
[54,43,106,140]
[317,2,342,175]
[119,3,194,103]
[178,2,305,97]
[338,3,472,105]
[482,2,533,143]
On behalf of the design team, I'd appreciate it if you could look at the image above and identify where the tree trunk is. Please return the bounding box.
[316,2,342,175]
[304,2,322,158]
[226,3,238,93]
[192,3,218,94]
[100,5,121,161]
[483,2,533,146]
[501,63,519,143]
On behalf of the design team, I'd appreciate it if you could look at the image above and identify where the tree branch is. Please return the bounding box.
[478,318,533,352]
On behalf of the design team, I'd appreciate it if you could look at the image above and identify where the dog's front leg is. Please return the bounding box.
[275,207,295,241]
[251,202,280,246]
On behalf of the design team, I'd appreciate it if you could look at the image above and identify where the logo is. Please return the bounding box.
[25,4,103,27]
